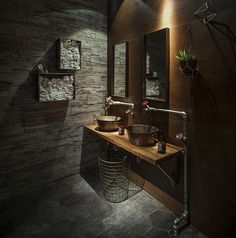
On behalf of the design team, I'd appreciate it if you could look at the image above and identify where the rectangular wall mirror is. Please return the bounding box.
[144,28,169,101]
[112,42,128,97]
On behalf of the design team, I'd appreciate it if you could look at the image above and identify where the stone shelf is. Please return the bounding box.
[84,124,183,166]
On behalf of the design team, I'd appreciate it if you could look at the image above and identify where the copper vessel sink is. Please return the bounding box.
[97,116,122,132]
[127,124,159,146]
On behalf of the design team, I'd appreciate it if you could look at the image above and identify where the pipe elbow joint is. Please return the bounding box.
[181,111,188,119]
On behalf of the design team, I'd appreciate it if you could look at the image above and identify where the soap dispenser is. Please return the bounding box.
[158,132,166,153]
[118,120,125,135]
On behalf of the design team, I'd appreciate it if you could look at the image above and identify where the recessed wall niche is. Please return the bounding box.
[37,38,81,102]
[38,73,75,102]
[59,39,81,70]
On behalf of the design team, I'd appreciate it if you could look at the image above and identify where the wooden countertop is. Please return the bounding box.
[84,124,183,166]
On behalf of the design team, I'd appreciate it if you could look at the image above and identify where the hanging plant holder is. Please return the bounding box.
[178,58,198,77]
[176,28,199,77]
[194,2,217,25]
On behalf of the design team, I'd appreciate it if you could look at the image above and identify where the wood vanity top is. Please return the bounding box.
[85,124,183,166]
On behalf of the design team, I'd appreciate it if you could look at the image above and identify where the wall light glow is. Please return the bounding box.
[160,0,174,28]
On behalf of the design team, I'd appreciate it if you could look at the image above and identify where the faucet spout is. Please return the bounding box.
[125,106,134,116]
[106,96,135,116]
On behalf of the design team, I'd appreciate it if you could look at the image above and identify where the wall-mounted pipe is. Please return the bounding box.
[142,100,188,237]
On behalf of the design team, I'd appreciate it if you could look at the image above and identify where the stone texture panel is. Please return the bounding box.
[60,39,81,70]
[39,75,75,102]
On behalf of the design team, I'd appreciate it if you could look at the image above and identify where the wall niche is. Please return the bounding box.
[59,39,81,70]
[38,73,75,102]
[37,38,81,102]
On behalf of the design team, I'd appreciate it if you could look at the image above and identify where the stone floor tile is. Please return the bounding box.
[143,227,170,238]
[3,173,207,238]
[178,225,208,238]
[149,208,176,231]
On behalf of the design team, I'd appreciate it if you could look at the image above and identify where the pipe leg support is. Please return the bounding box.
[172,211,189,237]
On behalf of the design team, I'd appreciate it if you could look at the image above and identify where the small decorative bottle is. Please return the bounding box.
[158,132,166,153]
[118,120,125,135]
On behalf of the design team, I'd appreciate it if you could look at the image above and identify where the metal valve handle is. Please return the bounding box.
[176,132,184,140]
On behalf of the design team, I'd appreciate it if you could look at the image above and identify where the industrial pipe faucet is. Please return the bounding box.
[106,96,135,116]
[142,100,188,237]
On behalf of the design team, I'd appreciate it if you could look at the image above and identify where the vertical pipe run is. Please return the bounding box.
[144,106,189,236]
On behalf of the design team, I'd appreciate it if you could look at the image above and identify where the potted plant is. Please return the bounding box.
[176,49,198,76]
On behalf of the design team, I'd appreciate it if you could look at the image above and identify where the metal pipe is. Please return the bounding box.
[144,105,187,118]
[110,100,134,108]
[105,97,135,125]
[144,104,189,236]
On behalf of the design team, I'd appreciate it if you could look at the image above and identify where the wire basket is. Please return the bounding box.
[98,147,129,203]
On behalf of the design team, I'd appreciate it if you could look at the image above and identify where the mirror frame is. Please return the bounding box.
[111,41,129,98]
[143,28,170,102]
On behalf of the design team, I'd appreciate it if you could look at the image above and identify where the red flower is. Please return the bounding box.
[106,96,112,101]
[142,100,149,107]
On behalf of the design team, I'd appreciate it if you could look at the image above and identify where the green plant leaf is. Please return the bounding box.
[176,48,196,61]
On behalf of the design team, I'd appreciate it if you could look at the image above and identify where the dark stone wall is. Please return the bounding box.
[108,0,236,237]
[0,0,107,209]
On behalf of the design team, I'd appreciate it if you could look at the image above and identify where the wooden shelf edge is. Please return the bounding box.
[84,124,183,166]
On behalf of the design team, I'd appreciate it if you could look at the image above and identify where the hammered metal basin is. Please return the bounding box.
[127,124,159,146]
[97,116,122,132]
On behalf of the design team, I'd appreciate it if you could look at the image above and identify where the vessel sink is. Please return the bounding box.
[127,124,159,146]
[97,116,122,132]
